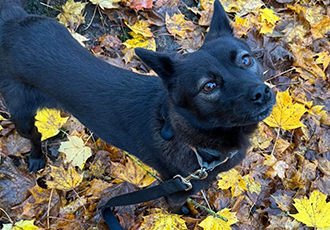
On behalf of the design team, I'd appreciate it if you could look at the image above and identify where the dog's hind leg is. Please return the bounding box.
[0,79,56,172]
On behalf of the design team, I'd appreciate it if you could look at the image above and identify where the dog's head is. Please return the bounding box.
[135,0,275,129]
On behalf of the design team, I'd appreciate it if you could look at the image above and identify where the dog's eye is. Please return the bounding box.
[241,55,251,66]
[203,82,217,92]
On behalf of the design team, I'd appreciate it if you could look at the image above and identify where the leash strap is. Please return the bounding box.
[102,147,238,229]
[101,177,187,230]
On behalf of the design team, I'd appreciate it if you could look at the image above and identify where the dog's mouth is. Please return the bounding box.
[250,106,273,122]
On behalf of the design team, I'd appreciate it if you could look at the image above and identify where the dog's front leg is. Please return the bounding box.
[166,192,190,214]
[11,114,45,172]
[1,81,46,172]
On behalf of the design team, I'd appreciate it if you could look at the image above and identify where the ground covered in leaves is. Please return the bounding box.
[1,0,330,229]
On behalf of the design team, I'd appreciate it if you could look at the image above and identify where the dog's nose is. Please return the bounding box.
[250,85,272,104]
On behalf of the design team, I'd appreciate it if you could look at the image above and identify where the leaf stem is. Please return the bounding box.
[188,198,228,222]
[125,152,163,182]
[0,207,13,223]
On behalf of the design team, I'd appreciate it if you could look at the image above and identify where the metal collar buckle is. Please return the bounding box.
[174,168,208,191]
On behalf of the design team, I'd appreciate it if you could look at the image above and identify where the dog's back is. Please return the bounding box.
[0,0,26,22]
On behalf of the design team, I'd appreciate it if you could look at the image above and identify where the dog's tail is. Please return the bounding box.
[0,0,26,22]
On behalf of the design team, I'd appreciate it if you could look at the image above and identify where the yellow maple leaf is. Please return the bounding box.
[258,8,280,34]
[57,0,86,28]
[123,32,156,51]
[110,155,156,188]
[287,4,306,17]
[311,16,330,39]
[309,105,330,126]
[259,8,280,25]
[165,13,196,39]
[315,51,330,71]
[217,169,240,190]
[217,169,261,196]
[263,90,307,130]
[47,165,82,191]
[290,190,330,228]
[140,209,187,230]
[233,16,250,36]
[12,219,39,230]
[89,0,121,9]
[35,108,68,141]
[58,136,92,170]
[125,20,153,38]
[198,208,238,230]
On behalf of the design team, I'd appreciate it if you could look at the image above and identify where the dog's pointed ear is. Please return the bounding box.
[204,0,233,43]
[135,48,175,83]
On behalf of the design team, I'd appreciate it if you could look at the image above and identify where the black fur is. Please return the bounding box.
[0,0,275,211]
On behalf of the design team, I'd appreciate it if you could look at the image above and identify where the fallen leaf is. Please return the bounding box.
[258,8,280,34]
[12,220,39,230]
[251,123,273,149]
[57,0,86,29]
[271,190,295,212]
[47,165,82,191]
[233,16,250,36]
[123,32,156,51]
[21,185,60,219]
[0,158,35,210]
[2,224,12,230]
[290,190,330,228]
[125,20,153,38]
[315,51,330,71]
[128,0,155,11]
[69,30,89,47]
[90,0,121,9]
[110,156,156,188]
[35,108,68,141]
[264,90,307,130]
[166,13,197,39]
[311,16,330,39]
[275,138,290,154]
[272,160,289,179]
[59,197,87,216]
[198,208,238,230]
[217,169,258,197]
[290,44,326,80]
[0,131,31,156]
[140,209,187,230]
[217,169,240,190]
[59,136,92,170]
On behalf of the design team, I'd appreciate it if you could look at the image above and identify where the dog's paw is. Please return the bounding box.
[28,156,45,173]
[180,204,190,215]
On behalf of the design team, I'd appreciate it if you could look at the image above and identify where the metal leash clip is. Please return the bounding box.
[174,168,208,191]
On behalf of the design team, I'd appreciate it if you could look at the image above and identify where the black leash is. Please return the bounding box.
[101,146,238,229]
[101,177,187,230]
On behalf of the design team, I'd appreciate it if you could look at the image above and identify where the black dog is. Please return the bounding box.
[0,0,275,212]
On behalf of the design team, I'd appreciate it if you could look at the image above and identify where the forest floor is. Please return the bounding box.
[1,0,330,229]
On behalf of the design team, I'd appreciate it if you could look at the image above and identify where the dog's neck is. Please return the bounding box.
[163,100,257,157]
